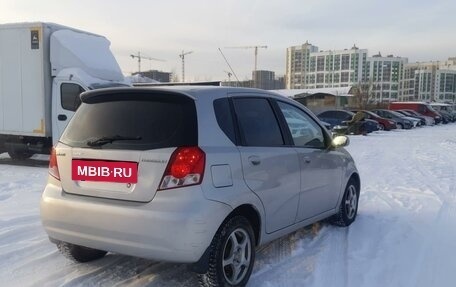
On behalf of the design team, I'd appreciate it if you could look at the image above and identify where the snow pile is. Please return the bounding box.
[1,125,456,286]
[51,29,124,81]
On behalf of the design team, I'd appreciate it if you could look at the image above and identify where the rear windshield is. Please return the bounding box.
[60,95,197,150]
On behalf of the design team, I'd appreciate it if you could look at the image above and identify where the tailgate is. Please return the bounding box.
[54,89,198,202]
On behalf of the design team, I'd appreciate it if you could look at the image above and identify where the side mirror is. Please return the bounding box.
[332,135,350,148]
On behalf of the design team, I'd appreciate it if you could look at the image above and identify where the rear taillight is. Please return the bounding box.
[159,146,205,190]
[49,147,60,180]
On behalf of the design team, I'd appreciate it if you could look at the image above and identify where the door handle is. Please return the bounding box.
[248,156,261,166]
[302,157,311,164]
[58,114,67,121]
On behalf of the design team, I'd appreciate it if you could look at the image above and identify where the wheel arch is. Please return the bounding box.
[226,204,262,246]
[191,203,262,274]
[349,172,361,193]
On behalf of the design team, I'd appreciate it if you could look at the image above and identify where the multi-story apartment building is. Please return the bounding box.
[286,42,318,89]
[135,70,172,83]
[252,70,276,90]
[223,70,285,90]
[436,69,456,102]
[400,59,456,102]
[286,42,368,89]
[366,54,408,102]
[287,42,455,103]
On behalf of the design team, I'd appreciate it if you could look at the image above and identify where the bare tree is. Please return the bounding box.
[352,80,374,109]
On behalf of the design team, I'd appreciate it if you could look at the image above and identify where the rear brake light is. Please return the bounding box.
[49,147,60,180]
[159,146,205,190]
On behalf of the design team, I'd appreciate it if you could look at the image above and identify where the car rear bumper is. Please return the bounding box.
[40,179,232,263]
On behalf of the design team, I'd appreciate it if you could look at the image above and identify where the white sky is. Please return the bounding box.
[1,0,455,81]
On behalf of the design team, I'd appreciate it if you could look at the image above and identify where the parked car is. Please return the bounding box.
[351,110,397,131]
[389,102,442,124]
[40,86,360,286]
[317,110,379,134]
[430,103,455,123]
[395,110,424,127]
[400,109,435,126]
[371,109,414,129]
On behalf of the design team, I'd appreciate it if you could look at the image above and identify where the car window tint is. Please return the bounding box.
[318,111,333,118]
[333,111,343,119]
[233,98,284,147]
[61,94,197,150]
[277,102,325,149]
[344,113,353,120]
[213,98,236,144]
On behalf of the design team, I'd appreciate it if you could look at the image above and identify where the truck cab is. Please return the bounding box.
[52,69,128,146]
[0,22,127,159]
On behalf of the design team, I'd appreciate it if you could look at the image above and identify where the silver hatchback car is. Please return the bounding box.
[41,86,360,286]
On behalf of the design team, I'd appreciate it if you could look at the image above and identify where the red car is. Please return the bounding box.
[351,110,397,131]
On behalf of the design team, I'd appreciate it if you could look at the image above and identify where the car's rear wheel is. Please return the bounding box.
[199,216,255,287]
[396,123,403,129]
[57,241,107,263]
[330,179,359,227]
[378,123,385,131]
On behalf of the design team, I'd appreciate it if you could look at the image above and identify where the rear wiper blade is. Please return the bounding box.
[87,135,142,147]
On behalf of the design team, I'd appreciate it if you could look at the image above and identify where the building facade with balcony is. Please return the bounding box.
[286,42,368,90]
[366,54,408,102]
[400,59,456,102]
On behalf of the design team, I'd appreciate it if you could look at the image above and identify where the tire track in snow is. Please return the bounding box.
[249,225,326,286]
[310,226,349,287]
[112,261,198,287]
[343,128,443,286]
[0,191,13,201]
[407,134,456,287]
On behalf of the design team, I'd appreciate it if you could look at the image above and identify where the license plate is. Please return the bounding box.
[72,160,138,183]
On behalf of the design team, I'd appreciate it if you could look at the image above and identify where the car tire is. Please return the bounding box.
[198,216,255,287]
[8,150,33,160]
[379,123,385,131]
[396,123,403,129]
[57,241,107,263]
[330,179,359,227]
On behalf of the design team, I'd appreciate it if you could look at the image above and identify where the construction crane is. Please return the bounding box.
[224,70,232,83]
[130,51,165,73]
[179,50,193,82]
[218,48,240,86]
[224,45,267,72]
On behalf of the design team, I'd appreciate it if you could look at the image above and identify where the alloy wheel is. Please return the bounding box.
[345,185,358,220]
[222,228,252,285]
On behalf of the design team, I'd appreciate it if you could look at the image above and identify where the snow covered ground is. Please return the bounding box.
[1,124,455,287]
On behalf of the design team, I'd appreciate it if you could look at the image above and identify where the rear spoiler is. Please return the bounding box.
[133,81,221,87]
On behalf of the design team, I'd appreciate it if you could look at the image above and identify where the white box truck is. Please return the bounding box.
[0,22,127,159]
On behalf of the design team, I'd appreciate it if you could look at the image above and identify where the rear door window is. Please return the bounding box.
[233,98,284,147]
[61,93,197,150]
